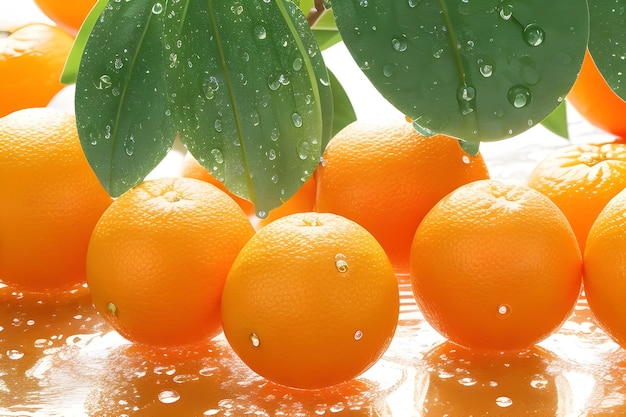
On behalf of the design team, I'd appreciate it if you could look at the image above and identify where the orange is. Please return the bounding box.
[568,50,626,138]
[527,141,626,250]
[0,107,112,291]
[583,188,626,349]
[0,23,74,118]
[315,118,490,274]
[221,212,399,389]
[410,179,582,352]
[34,0,96,36]
[86,177,255,347]
[179,151,317,229]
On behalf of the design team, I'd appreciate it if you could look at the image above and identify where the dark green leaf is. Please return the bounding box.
[165,0,331,216]
[314,29,342,50]
[541,100,569,139]
[458,139,480,156]
[588,0,626,101]
[332,0,588,142]
[61,0,108,85]
[328,69,356,138]
[75,0,177,197]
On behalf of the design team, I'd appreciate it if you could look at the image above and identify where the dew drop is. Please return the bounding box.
[335,253,348,273]
[457,84,476,115]
[95,74,112,90]
[255,25,267,40]
[408,0,418,7]
[108,302,117,315]
[250,333,261,347]
[158,390,181,404]
[292,112,303,128]
[353,330,363,341]
[271,174,279,184]
[497,304,511,317]
[392,37,408,52]
[296,139,310,160]
[458,377,477,386]
[151,2,163,14]
[257,210,268,219]
[270,127,280,141]
[359,0,368,6]
[523,23,545,47]
[267,148,277,161]
[211,148,224,164]
[507,85,531,108]
[462,155,471,164]
[230,4,243,15]
[496,396,513,408]
[383,64,395,77]
[292,57,303,71]
[214,119,222,133]
[531,375,549,389]
[6,349,24,360]
[499,3,513,20]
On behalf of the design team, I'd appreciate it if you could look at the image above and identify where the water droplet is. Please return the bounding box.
[499,3,513,20]
[292,112,303,128]
[211,149,224,164]
[383,64,395,77]
[523,23,545,47]
[230,4,243,15]
[296,139,310,160]
[255,25,267,40]
[392,36,408,52]
[249,333,261,347]
[531,375,549,389]
[158,390,181,404]
[462,155,471,164]
[408,0,419,7]
[271,174,279,184]
[108,302,117,315]
[457,84,476,115]
[124,134,135,156]
[458,377,477,386]
[114,57,123,70]
[151,2,163,14]
[353,330,363,341]
[256,211,267,219]
[267,149,277,161]
[250,111,260,126]
[203,76,219,100]
[95,74,112,90]
[335,253,348,273]
[292,57,303,71]
[477,57,494,77]
[6,349,24,360]
[496,396,513,408]
[359,0,368,6]
[433,47,444,59]
[507,85,531,108]
[497,304,511,317]
[270,127,280,141]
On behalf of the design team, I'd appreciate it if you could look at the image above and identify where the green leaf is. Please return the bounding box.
[541,100,569,139]
[332,0,588,142]
[61,0,108,85]
[458,139,480,156]
[164,0,331,216]
[75,0,177,197]
[314,29,342,50]
[328,69,356,138]
[587,0,626,101]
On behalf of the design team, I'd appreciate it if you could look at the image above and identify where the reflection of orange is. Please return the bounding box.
[316,118,490,274]
[568,50,626,138]
[0,108,113,291]
[86,178,255,347]
[527,142,626,250]
[222,212,399,389]
[420,342,561,415]
[0,23,74,118]
[410,180,582,352]
[179,152,317,229]
[34,0,96,36]
[584,188,626,349]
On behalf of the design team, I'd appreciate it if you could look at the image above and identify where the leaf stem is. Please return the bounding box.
[437,0,468,87]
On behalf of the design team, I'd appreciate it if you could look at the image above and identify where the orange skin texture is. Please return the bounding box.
[568,50,626,138]
[584,188,626,349]
[179,151,317,229]
[0,108,113,291]
[315,118,490,274]
[0,24,74,118]
[221,212,399,389]
[86,177,255,347]
[410,180,582,352]
[527,141,626,251]
[34,0,96,36]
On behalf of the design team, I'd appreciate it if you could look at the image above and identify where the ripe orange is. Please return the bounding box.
[221,212,399,389]
[34,0,96,36]
[0,107,112,291]
[86,177,255,347]
[568,50,626,138]
[527,141,626,250]
[583,188,626,349]
[0,23,74,118]
[179,151,317,229]
[315,118,490,274]
[410,179,582,352]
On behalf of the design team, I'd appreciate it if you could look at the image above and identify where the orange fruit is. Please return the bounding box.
[568,50,626,138]
[179,151,317,229]
[0,107,112,291]
[0,23,74,118]
[34,0,96,36]
[410,179,582,352]
[583,188,626,349]
[315,118,490,274]
[221,212,399,389]
[527,141,626,250]
[86,177,255,347]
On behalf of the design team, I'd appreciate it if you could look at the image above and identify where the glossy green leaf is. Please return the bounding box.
[165,0,331,215]
[75,0,177,197]
[587,0,626,101]
[332,0,588,142]
[314,29,342,50]
[458,140,480,156]
[61,0,108,85]
[541,100,569,139]
[328,69,356,137]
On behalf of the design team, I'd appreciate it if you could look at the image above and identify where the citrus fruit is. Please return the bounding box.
[0,107,112,291]
[583,188,626,349]
[568,49,626,138]
[315,117,490,274]
[86,177,255,347]
[179,151,317,229]
[33,0,96,36]
[0,23,74,118]
[410,179,582,352]
[221,212,399,389]
[527,141,626,250]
